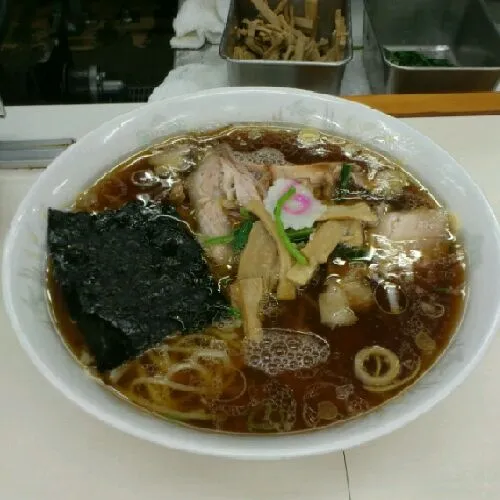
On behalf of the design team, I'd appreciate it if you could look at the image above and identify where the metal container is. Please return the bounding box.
[363,0,500,94]
[220,0,352,95]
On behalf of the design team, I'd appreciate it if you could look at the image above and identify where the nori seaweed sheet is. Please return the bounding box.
[47,201,229,371]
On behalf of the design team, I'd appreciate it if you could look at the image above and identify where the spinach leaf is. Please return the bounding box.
[232,218,255,252]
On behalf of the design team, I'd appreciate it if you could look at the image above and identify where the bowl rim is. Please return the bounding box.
[4,87,500,459]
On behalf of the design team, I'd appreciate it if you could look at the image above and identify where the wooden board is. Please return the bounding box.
[346,92,500,118]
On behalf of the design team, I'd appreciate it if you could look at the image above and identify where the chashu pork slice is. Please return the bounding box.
[188,148,232,265]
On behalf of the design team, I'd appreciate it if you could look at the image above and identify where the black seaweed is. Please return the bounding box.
[47,201,229,372]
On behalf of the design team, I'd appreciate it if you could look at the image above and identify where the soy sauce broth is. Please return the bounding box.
[47,125,466,434]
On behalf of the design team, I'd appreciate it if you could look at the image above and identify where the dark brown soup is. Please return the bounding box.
[47,125,465,433]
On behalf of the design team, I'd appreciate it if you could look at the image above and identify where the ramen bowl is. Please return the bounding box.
[3,88,500,459]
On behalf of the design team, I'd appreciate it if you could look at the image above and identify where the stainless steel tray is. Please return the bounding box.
[220,0,353,95]
[363,0,500,94]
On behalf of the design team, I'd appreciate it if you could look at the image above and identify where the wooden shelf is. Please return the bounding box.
[346,92,500,118]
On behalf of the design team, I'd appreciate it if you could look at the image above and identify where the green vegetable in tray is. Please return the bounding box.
[387,50,454,67]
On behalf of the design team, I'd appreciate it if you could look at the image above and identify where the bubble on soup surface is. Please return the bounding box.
[247,380,297,432]
[346,395,370,416]
[232,147,287,166]
[210,400,250,417]
[243,329,330,376]
[302,382,340,428]
[294,366,321,379]
[335,384,354,400]
[297,128,322,146]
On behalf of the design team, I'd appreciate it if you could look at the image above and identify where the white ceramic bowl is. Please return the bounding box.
[4,88,500,460]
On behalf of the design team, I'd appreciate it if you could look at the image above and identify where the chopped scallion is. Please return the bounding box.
[337,163,352,199]
[274,187,308,265]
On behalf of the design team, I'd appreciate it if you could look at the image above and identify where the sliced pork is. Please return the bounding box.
[187,149,232,265]
[219,145,262,206]
[375,209,448,243]
[188,145,264,265]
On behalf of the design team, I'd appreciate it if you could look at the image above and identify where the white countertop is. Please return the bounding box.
[1,106,500,499]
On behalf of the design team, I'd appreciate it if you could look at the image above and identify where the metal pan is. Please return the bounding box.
[220,0,352,95]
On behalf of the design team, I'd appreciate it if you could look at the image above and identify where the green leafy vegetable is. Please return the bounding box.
[387,50,454,67]
[333,243,370,261]
[204,201,314,255]
[337,163,352,199]
[203,210,255,251]
[203,234,234,246]
[227,306,241,319]
[232,218,255,251]
[286,227,314,243]
[274,187,308,265]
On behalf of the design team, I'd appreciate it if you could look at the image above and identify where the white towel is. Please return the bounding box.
[170,0,231,50]
[148,62,229,102]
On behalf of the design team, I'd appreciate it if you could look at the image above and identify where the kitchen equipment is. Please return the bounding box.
[363,0,500,94]
[0,0,177,105]
[219,0,352,95]
[4,87,500,459]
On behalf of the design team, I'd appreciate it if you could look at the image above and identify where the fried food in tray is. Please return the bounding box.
[232,0,347,62]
